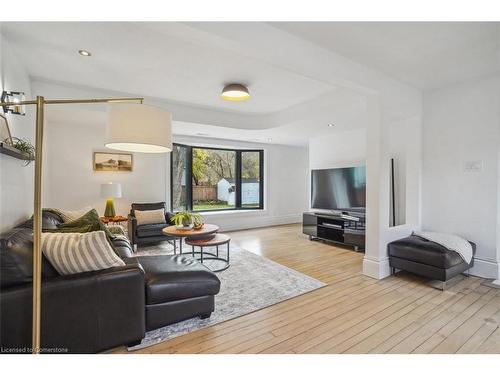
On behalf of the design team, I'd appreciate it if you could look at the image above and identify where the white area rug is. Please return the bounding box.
[128,241,326,351]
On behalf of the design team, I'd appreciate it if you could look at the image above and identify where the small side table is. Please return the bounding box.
[185,233,230,272]
[162,224,220,254]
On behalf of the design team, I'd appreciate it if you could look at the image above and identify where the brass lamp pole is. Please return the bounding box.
[0,95,144,354]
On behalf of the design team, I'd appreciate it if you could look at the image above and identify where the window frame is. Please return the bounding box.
[170,143,264,212]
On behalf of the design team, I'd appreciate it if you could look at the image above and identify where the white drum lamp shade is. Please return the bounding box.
[105,103,172,153]
[100,182,122,199]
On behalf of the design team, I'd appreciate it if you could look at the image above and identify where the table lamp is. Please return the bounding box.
[100,182,122,217]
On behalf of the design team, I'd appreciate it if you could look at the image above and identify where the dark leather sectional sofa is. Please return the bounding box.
[0,210,220,353]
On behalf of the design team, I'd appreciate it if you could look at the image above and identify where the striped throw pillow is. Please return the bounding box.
[41,231,125,275]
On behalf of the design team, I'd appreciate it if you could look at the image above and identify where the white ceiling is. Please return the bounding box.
[1,22,335,115]
[2,22,500,146]
[271,22,500,90]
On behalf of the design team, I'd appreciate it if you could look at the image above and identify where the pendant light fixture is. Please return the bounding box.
[221,83,250,101]
[106,102,172,153]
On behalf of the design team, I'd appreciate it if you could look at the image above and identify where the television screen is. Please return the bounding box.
[311,166,366,210]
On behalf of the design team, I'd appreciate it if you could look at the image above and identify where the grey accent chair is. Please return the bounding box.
[128,202,175,249]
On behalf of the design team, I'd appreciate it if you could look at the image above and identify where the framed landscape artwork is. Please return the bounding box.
[93,151,133,172]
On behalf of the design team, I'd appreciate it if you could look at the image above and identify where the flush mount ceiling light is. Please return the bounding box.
[328,123,335,127]
[78,49,91,57]
[221,83,250,101]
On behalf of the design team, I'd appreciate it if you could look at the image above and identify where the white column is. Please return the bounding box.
[363,95,423,279]
[363,95,392,279]
[493,136,500,285]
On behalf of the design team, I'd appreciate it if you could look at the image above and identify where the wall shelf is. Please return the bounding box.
[0,142,32,161]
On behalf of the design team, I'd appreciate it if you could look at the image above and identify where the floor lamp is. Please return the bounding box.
[0,95,172,354]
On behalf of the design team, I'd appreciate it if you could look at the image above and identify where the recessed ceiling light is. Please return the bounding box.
[221,83,250,101]
[328,123,335,127]
[267,138,273,143]
[78,49,92,57]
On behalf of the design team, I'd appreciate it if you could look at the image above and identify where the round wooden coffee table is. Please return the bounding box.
[185,233,231,272]
[162,224,220,254]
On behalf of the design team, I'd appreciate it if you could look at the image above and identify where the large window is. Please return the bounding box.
[171,144,264,212]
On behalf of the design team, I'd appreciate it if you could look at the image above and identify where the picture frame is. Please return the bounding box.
[93,151,133,172]
[0,114,13,146]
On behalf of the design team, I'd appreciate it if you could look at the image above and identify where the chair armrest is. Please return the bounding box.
[165,211,174,224]
[127,214,137,244]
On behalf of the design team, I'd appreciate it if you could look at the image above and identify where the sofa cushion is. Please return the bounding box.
[18,209,65,230]
[0,227,59,287]
[136,223,169,238]
[388,235,476,269]
[135,255,220,305]
[110,235,134,258]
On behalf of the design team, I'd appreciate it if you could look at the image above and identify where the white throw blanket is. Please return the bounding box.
[413,231,473,264]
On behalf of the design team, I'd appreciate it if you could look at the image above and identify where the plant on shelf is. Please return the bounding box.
[10,137,35,166]
[170,211,204,229]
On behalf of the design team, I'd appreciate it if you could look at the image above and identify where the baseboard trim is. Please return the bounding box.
[216,213,302,232]
[363,257,391,280]
[469,257,499,279]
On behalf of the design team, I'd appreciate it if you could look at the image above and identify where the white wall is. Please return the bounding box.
[40,121,309,232]
[172,135,309,231]
[0,35,35,232]
[309,128,367,171]
[422,75,500,278]
[309,124,419,226]
[43,117,168,217]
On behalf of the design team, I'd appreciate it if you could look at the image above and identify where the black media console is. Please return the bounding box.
[302,212,366,251]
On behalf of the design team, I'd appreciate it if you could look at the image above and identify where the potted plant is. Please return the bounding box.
[8,137,35,166]
[170,211,204,230]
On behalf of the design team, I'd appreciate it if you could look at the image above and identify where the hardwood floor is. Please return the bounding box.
[111,223,500,354]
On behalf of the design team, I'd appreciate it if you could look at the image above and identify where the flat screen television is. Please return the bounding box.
[311,166,366,211]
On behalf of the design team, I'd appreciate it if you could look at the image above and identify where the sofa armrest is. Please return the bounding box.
[0,265,145,353]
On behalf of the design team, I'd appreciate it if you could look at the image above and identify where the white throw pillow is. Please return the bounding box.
[134,208,166,226]
[59,206,93,222]
[41,231,125,275]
